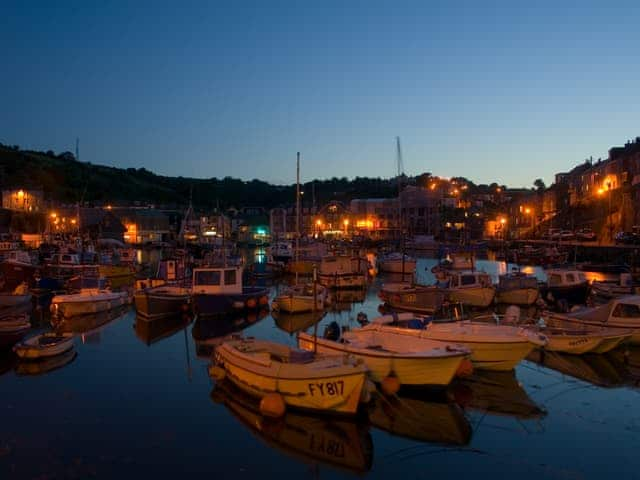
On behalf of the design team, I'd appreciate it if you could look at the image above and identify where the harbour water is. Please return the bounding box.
[2,256,640,479]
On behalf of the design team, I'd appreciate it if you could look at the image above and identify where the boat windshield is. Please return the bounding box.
[612,303,640,318]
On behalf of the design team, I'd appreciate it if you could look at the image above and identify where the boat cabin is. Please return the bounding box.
[447,271,492,289]
[5,250,35,265]
[192,266,244,295]
[498,273,539,290]
[546,270,587,287]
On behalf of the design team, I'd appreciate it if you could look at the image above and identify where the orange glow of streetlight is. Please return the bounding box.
[17,189,24,198]
[524,207,531,215]
[499,217,507,225]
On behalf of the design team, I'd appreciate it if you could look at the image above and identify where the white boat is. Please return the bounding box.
[213,337,370,416]
[319,255,368,289]
[377,252,417,274]
[543,295,640,345]
[51,281,130,318]
[298,324,469,386]
[444,271,496,308]
[367,311,546,371]
[13,332,75,359]
[271,282,327,313]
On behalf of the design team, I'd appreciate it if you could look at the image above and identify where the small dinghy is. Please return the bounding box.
[13,332,75,359]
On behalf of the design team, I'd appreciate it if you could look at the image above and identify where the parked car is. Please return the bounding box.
[576,228,596,241]
[559,230,575,241]
[614,231,640,245]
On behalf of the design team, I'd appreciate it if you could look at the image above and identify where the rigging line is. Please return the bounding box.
[541,383,600,403]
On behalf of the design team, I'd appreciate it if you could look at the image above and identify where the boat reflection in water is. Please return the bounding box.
[135,312,193,346]
[192,310,268,358]
[368,389,472,445]
[527,349,627,388]
[14,348,77,376]
[450,370,547,420]
[326,288,367,312]
[211,380,373,475]
[607,346,640,387]
[0,347,17,376]
[272,309,326,335]
[51,305,130,344]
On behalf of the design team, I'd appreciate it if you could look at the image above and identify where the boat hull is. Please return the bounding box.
[214,341,367,415]
[447,287,496,308]
[51,292,129,318]
[134,288,191,319]
[495,288,539,306]
[298,333,464,386]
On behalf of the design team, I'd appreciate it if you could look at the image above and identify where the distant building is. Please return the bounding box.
[117,209,170,244]
[2,188,44,212]
[349,198,398,239]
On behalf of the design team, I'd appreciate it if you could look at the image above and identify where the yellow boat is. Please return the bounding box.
[298,327,468,386]
[213,337,370,415]
[211,380,373,474]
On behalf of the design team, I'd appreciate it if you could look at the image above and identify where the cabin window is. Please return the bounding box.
[195,270,221,286]
[548,274,562,286]
[612,303,640,318]
[566,273,575,283]
[461,275,476,286]
[224,269,237,285]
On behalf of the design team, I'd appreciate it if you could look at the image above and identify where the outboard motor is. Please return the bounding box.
[356,312,369,326]
[323,321,341,341]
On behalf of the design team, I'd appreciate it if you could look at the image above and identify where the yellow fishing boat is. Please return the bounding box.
[213,337,370,415]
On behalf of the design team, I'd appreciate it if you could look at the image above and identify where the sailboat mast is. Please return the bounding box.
[296,152,300,263]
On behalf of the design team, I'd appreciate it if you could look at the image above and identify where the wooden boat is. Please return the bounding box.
[211,380,373,474]
[192,265,270,317]
[378,282,445,314]
[318,255,368,289]
[0,314,31,348]
[444,271,496,308]
[540,269,590,308]
[298,325,468,386]
[213,337,370,415]
[15,349,77,376]
[377,252,417,274]
[368,389,471,445]
[134,285,191,319]
[50,287,129,318]
[13,332,75,359]
[543,295,640,344]
[368,311,546,371]
[0,250,38,290]
[450,370,546,419]
[495,272,539,305]
[271,282,327,313]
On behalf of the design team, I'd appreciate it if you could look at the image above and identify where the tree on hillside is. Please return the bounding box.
[534,178,546,191]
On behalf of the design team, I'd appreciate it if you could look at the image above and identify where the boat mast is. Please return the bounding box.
[396,137,406,278]
[295,152,301,283]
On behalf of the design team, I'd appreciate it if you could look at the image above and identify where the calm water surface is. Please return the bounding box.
[1,257,639,479]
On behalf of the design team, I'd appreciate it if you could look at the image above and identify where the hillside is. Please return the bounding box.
[0,145,399,209]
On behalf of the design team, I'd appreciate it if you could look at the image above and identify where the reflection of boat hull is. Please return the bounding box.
[192,312,267,358]
[369,391,471,445]
[0,315,31,348]
[134,286,191,319]
[450,370,546,419]
[212,381,372,474]
[272,310,326,334]
[192,287,270,317]
[99,265,136,288]
[15,349,77,376]
[135,313,192,345]
[527,349,627,387]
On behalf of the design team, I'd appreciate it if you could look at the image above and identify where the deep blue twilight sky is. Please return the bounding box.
[1,1,639,187]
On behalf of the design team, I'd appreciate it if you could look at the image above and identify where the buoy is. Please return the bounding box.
[246,298,257,309]
[455,358,474,378]
[208,365,226,381]
[260,392,286,418]
[380,374,401,395]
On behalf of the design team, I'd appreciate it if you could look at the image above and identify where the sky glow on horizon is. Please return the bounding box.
[1,1,639,188]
